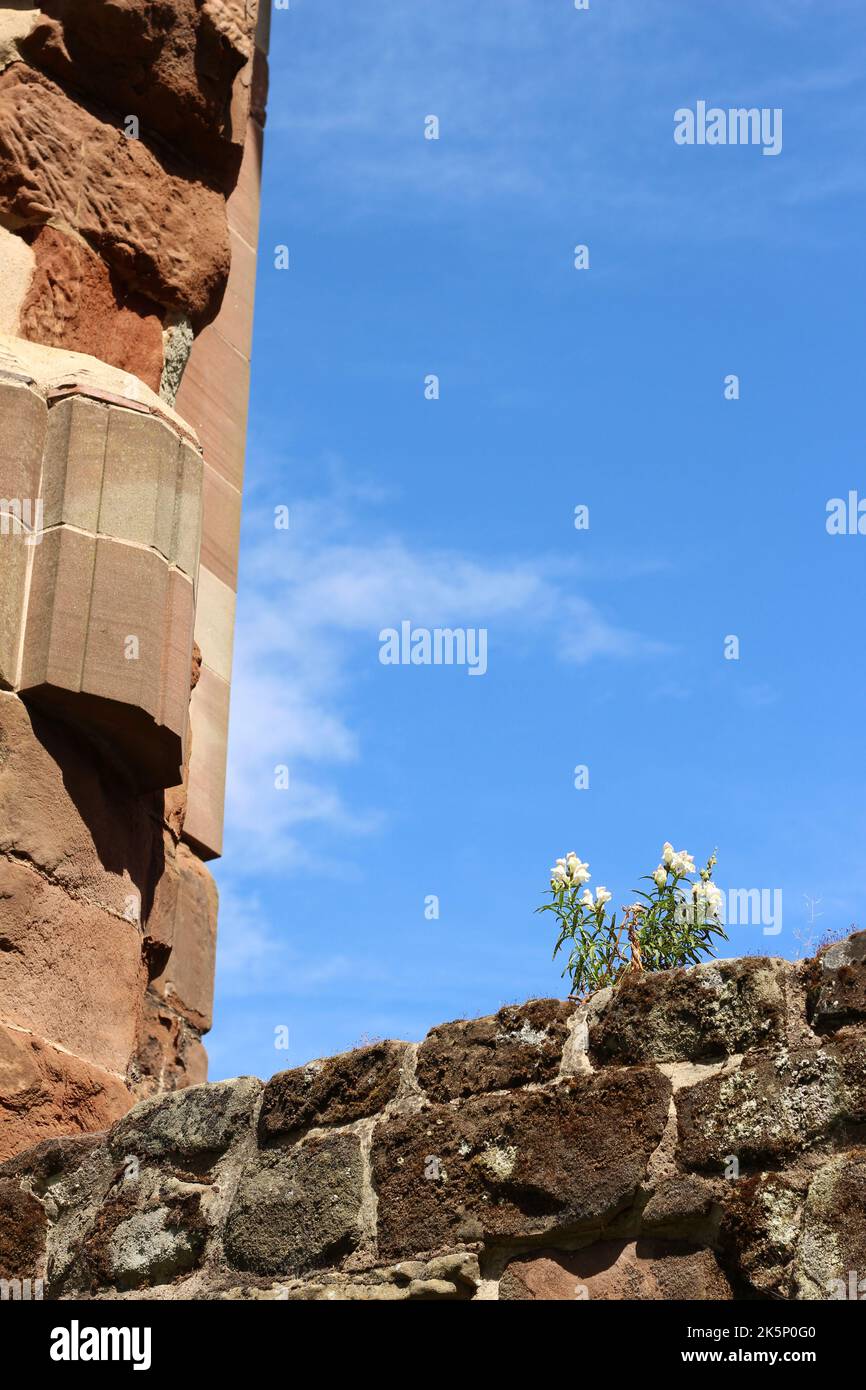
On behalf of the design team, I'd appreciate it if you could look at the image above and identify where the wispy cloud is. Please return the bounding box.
[222,478,666,871]
[271,0,866,236]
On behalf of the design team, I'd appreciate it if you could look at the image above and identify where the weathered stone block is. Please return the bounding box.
[0,1023,131,1163]
[719,1172,804,1298]
[372,1068,672,1260]
[63,1174,209,1294]
[259,1041,408,1141]
[41,394,109,533]
[150,844,218,1032]
[809,930,866,1031]
[588,958,792,1066]
[416,999,574,1101]
[795,1153,866,1299]
[499,1240,733,1300]
[194,566,237,683]
[109,1077,260,1164]
[131,993,208,1100]
[224,1130,364,1275]
[0,65,230,326]
[6,393,202,791]
[0,692,158,917]
[640,1174,718,1232]
[677,1031,866,1170]
[0,856,146,1074]
[18,225,164,391]
[19,0,257,190]
[200,464,242,589]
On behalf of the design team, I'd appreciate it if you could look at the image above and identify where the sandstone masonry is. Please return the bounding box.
[0,1,270,1153]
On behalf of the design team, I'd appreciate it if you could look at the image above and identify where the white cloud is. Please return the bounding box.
[221,485,666,871]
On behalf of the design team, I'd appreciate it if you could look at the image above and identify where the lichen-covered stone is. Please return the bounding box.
[794,1153,866,1299]
[258,1041,407,1141]
[3,950,865,1302]
[588,958,792,1066]
[676,1031,866,1170]
[499,1240,733,1300]
[719,1172,804,1298]
[224,1131,364,1276]
[416,999,574,1101]
[105,1202,206,1290]
[109,1077,261,1164]
[62,1176,208,1294]
[808,930,866,1032]
[372,1067,672,1261]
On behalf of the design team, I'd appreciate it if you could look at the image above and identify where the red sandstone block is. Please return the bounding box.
[19,225,164,392]
[0,65,230,326]
[182,664,230,860]
[217,227,258,363]
[151,843,218,1033]
[0,857,146,1075]
[200,463,242,591]
[174,324,251,493]
[0,690,157,919]
[227,118,264,252]
[0,1022,132,1163]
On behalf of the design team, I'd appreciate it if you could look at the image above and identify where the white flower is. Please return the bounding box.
[670,848,696,877]
[595,887,612,907]
[652,866,667,887]
[661,842,674,867]
[550,853,591,889]
[580,888,595,909]
[565,854,591,886]
[692,880,724,918]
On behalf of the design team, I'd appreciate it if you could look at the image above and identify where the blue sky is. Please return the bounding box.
[207,0,866,1081]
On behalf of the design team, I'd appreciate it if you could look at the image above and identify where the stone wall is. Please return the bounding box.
[0,2,269,1156]
[2,936,865,1300]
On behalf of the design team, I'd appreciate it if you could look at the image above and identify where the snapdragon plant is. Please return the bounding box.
[537,843,727,999]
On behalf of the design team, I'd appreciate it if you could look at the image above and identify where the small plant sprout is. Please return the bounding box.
[537,843,727,999]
